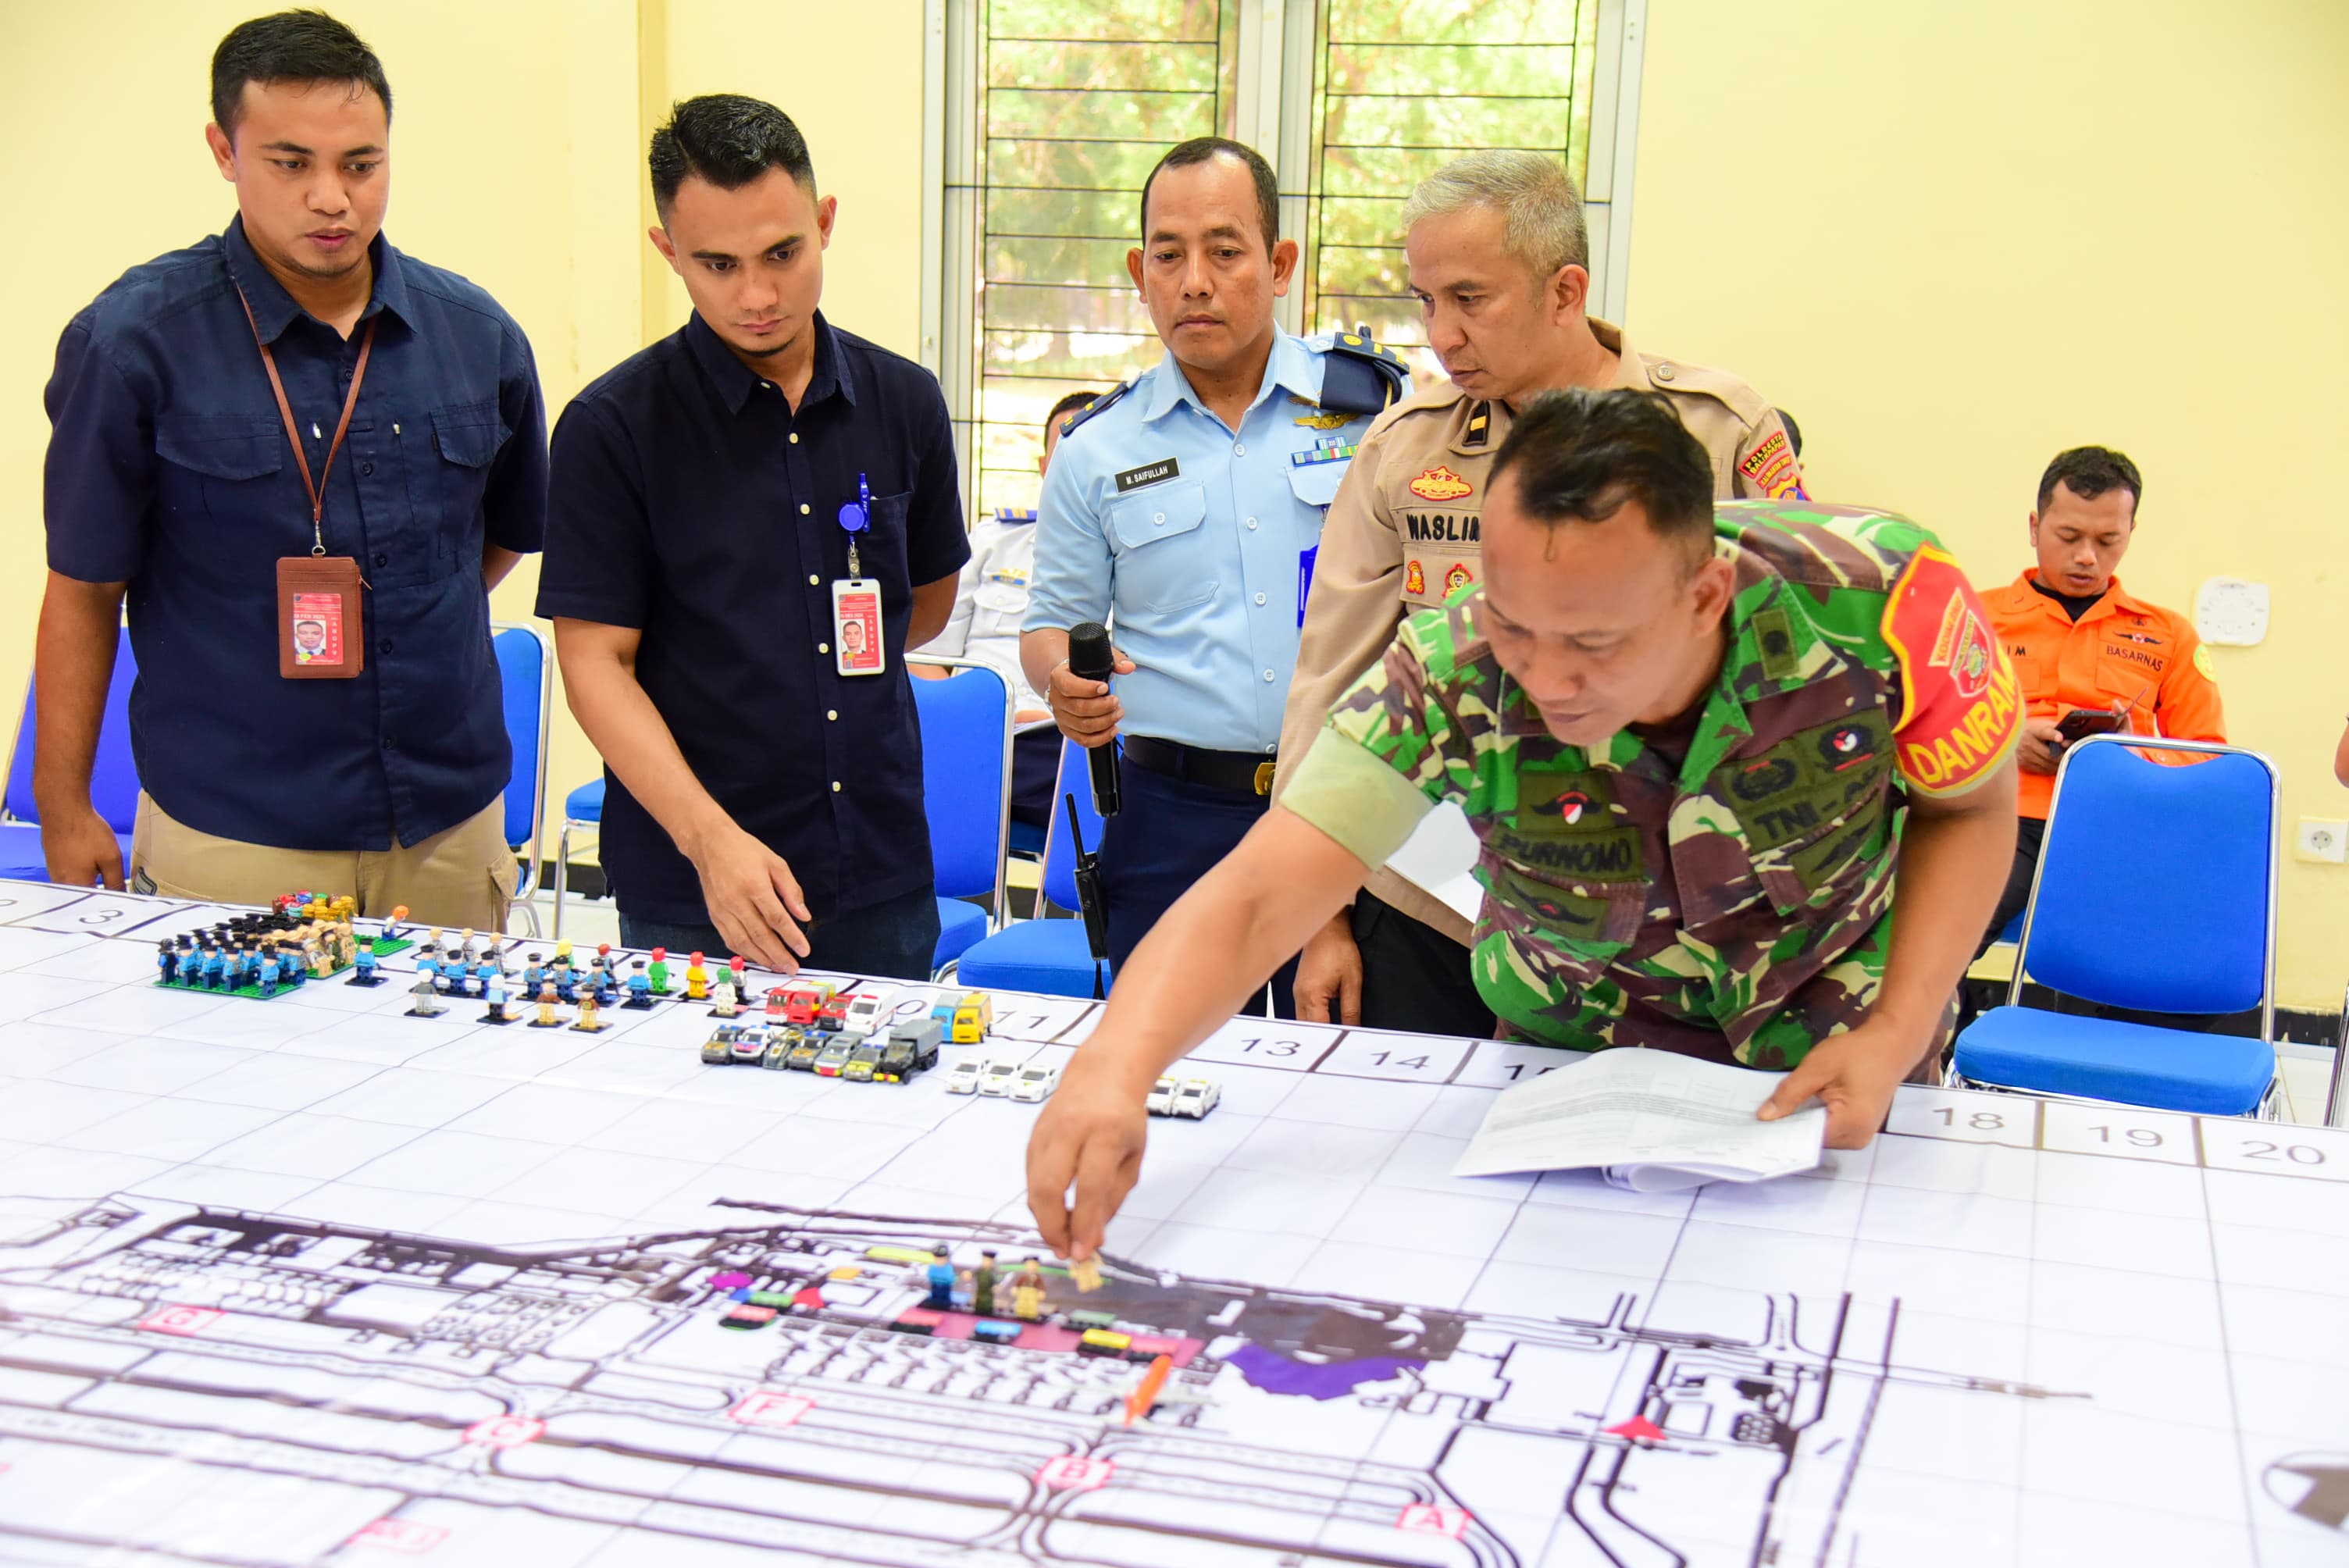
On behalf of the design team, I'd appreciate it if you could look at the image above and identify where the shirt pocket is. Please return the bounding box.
[971,577,1027,639]
[155,412,287,532]
[1477,850,1646,962]
[1743,795,1891,919]
[1286,458,1349,511]
[415,399,508,558]
[1107,480,1217,615]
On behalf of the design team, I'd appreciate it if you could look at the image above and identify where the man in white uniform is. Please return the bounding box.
[914,388,1099,831]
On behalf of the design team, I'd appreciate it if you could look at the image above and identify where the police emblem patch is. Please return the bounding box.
[1444,561,1474,594]
[1405,560,1426,597]
[1410,465,1474,502]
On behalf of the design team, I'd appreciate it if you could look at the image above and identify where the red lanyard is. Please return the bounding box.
[233,283,377,556]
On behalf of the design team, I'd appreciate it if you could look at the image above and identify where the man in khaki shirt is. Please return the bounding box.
[1276,150,1802,1034]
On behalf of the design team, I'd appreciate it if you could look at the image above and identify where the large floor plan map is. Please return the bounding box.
[0,880,2340,1566]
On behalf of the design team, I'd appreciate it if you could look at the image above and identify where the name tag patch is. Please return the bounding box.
[1114,458,1180,493]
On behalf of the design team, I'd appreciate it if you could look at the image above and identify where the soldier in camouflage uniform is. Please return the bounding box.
[1027,390,2020,1261]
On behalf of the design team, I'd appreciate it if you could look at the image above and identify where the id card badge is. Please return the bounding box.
[276,555,365,679]
[832,579,886,676]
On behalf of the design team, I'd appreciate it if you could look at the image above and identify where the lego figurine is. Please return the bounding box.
[408,973,444,1018]
[155,939,179,986]
[685,951,708,1001]
[647,947,671,995]
[458,928,477,966]
[380,904,410,943]
[625,959,654,1010]
[972,1250,998,1318]
[255,950,278,1000]
[571,988,606,1033]
[709,968,740,1017]
[922,1249,957,1311]
[1010,1258,1046,1322]
[530,982,562,1028]
[522,952,545,994]
[201,943,226,989]
[483,972,512,1024]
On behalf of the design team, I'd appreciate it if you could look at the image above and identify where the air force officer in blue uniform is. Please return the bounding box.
[1021,137,1406,1013]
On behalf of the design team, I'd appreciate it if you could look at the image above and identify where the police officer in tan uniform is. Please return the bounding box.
[1276,150,1804,1035]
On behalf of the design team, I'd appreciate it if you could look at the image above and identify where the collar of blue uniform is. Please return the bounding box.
[223,213,415,343]
[686,308,857,415]
[1138,330,1321,424]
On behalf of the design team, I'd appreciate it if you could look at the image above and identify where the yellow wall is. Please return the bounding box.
[0,0,924,864]
[1627,0,2349,1008]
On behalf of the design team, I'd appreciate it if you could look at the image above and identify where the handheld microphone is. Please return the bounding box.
[1065,793,1110,1000]
[1066,621,1122,819]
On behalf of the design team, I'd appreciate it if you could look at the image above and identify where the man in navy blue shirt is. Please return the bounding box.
[537,96,968,980]
[36,12,547,928]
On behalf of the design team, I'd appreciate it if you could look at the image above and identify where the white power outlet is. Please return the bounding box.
[2296,818,2347,864]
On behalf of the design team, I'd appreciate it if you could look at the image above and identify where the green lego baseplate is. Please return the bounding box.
[153,934,414,1000]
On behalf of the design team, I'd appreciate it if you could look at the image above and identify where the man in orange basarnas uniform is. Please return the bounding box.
[1976,446,2225,950]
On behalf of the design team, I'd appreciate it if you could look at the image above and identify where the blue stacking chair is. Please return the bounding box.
[549,778,604,940]
[956,739,1111,998]
[1951,735,2280,1117]
[1,625,140,882]
[910,658,1014,975]
[491,625,553,935]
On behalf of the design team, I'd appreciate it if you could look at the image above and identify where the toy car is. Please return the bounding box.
[761,1030,803,1070]
[786,1037,825,1071]
[891,1016,943,1056]
[701,1027,744,1066]
[932,990,993,1044]
[1011,1060,1061,1103]
[772,982,835,1025]
[813,996,855,1032]
[1144,1076,1178,1115]
[843,1042,887,1082]
[729,1030,771,1066]
[813,1038,857,1076]
[978,1053,1024,1096]
[945,1057,984,1094]
[879,1026,940,1083]
[841,988,897,1034]
[1169,1079,1220,1119]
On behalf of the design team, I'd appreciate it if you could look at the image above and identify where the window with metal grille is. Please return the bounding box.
[933,0,1639,515]
[945,2,1239,522]
[1300,0,1602,384]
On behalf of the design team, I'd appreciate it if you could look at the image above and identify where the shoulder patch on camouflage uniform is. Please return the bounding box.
[1880,545,2022,796]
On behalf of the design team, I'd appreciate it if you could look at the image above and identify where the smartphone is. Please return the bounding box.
[2056,707,2126,746]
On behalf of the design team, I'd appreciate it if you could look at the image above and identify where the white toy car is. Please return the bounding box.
[945,1057,985,1095]
[978,1053,1025,1096]
[841,988,898,1034]
[1011,1060,1062,1103]
[1144,1077,1179,1116]
[1169,1079,1220,1119]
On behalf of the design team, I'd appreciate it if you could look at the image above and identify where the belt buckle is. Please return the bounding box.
[1253,761,1274,796]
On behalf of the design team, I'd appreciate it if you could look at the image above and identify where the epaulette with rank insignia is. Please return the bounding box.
[1057,382,1130,440]
[1315,331,1409,416]
[1461,401,1494,448]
